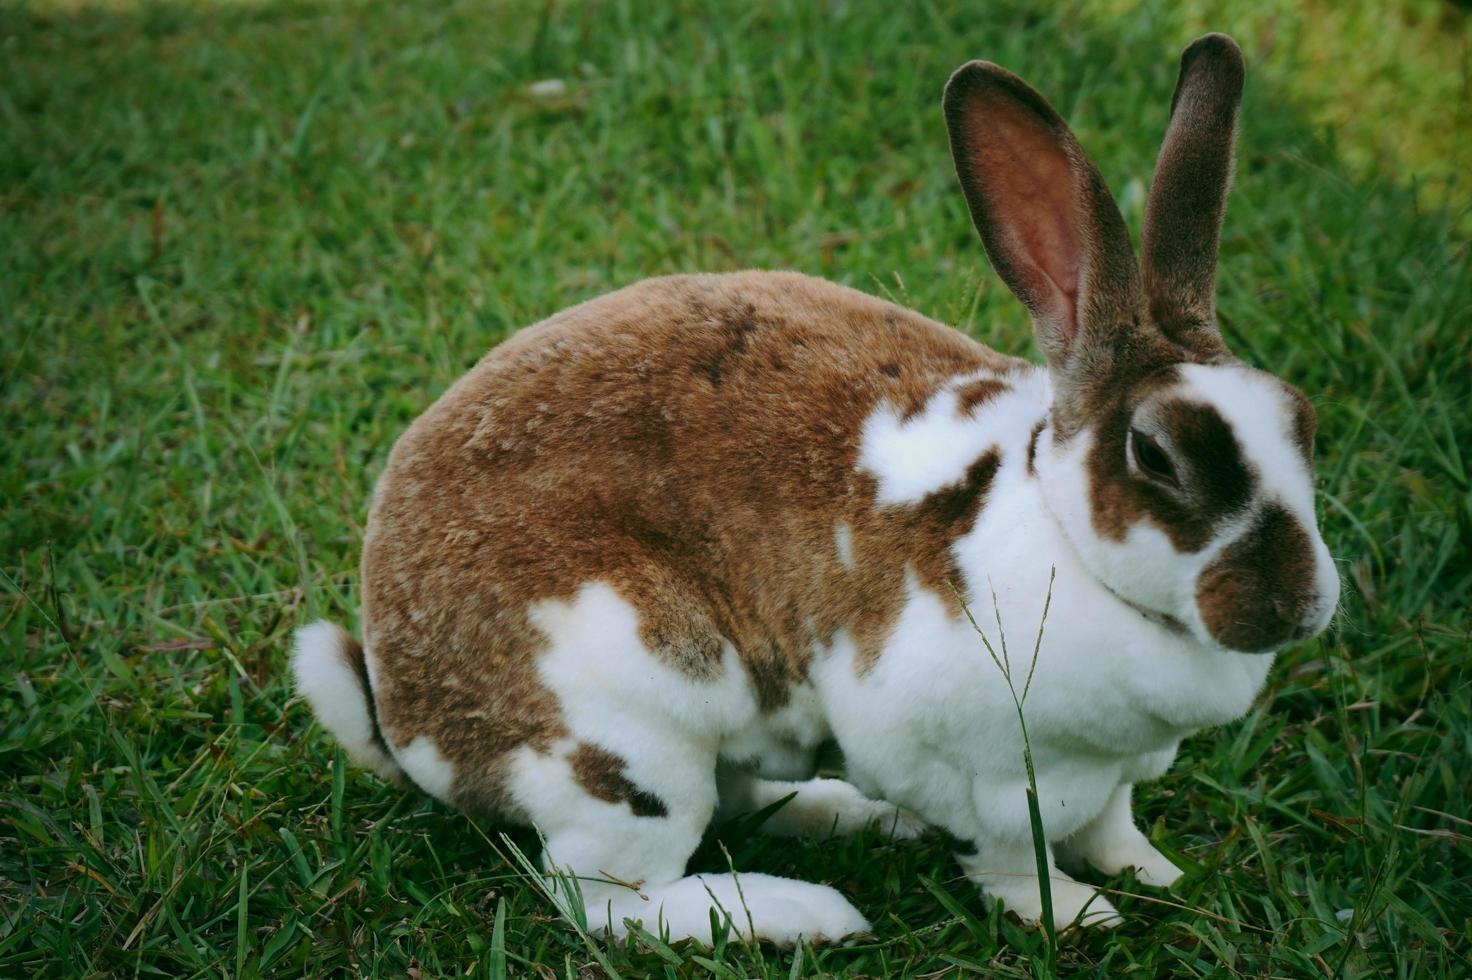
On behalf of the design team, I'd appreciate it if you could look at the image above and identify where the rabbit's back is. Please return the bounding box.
[360,270,1030,816]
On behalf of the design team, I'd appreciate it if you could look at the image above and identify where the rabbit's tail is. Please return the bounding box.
[292,621,407,786]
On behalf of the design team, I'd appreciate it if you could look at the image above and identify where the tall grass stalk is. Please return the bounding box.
[953,569,1058,977]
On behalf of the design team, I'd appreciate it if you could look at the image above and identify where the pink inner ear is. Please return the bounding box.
[963,95,1081,343]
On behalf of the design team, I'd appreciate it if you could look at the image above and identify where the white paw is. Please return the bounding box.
[1092,842,1184,889]
[590,872,870,947]
[979,874,1123,931]
[725,875,872,945]
[1050,878,1124,930]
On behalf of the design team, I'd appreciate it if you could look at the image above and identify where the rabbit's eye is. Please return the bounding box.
[1130,430,1178,486]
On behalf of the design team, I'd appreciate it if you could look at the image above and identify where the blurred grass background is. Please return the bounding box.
[2,0,1469,976]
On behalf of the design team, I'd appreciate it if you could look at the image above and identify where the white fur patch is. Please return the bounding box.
[856,370,1048,504]
[528,581,759,745]
[857,389,971,504]
[395,736,456,801]
[506,733,711,864]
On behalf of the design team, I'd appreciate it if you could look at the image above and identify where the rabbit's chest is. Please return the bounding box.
[946,479,1274,742]
[976,568,1275,756]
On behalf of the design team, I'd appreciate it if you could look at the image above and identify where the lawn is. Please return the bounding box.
[2,0,1470,976]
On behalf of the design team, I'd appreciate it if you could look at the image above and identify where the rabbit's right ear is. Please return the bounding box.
[943,62,1140,373]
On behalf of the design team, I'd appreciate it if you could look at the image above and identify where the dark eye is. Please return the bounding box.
[1131,429,1178,485]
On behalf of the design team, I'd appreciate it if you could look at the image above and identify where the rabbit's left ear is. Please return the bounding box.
[1141,33,1245,352]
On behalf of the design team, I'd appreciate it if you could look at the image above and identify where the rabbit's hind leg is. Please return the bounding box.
[512,740,871,946]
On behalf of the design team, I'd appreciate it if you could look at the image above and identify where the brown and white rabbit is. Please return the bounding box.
[293,34,1338,942]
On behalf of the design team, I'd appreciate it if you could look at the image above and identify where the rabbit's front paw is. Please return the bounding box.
[1093,841,1184,889]
[978,872,1123,931]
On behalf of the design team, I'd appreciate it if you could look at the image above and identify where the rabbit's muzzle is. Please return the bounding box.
[1195,503,1339,653]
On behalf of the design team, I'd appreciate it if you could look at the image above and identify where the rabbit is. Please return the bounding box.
[292,33,1339,943]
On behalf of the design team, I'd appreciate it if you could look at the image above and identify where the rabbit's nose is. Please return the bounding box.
[1282,586,1337,634]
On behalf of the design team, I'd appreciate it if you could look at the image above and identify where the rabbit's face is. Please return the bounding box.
[1041,357,1339,653]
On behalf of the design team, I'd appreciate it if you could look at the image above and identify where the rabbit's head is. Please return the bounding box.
[945,34,1338,653]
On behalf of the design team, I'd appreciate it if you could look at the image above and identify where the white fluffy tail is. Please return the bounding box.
[291,620,405,785]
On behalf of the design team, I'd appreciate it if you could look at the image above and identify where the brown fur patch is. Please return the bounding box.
[742,634,811,713]
[956,378,1009,417]
[1026,419,1046,475]
[692,298,762,387]
[1196,504,1317,651]
[913,452,1002,532]
[360,272,1028,817]
[569,743,669,818]
[1160,399,1253,508]
[852,450,1001,676]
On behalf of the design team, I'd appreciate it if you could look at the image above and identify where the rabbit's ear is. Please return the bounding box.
[944,61,1140,373]
[1141,34,1244,350]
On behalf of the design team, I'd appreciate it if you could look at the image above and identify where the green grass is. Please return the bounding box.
[3,0,1470,975]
